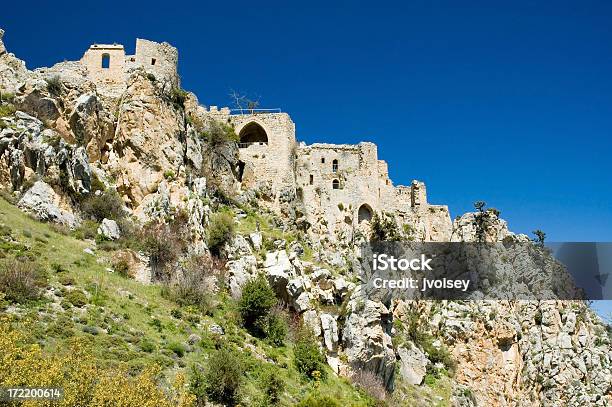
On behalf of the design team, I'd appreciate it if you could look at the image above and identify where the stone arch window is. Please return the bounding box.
[358,204,373,223]
[332,159,338,172]
[309,174,314,185]
[101,53,110,69]
[151,58,156,66]
[332,179,340,190]
[238,122,268,147]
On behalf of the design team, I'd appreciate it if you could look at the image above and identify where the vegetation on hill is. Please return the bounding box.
[0,197,376,406]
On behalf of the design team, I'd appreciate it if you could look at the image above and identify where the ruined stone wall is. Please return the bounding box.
[80,44,126,96]
[295,142,391,238]
[74,39,179,97]
[133,39,179,87]
[206,111,298,205]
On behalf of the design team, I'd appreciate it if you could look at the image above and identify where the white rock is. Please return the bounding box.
[98,218,120,240]
[321,313,339,351]
[249,232,262,250]
[294,291,312,313]
[303,310,321,336]
[226,255,257,298]
[18,181,77,228]
[398,344,428,385]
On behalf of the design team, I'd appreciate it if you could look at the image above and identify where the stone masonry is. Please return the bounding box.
[204,106,452,242]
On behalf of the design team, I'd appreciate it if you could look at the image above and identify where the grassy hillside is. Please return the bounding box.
[0,197,376,406]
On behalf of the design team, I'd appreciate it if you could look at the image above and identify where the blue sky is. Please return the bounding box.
[2,0,611,242]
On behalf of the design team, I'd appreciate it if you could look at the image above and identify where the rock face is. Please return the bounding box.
[18,181,76,227]
[342,294,396,389]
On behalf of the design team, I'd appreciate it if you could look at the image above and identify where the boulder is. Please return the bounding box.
[187,334,201,345]
[18,181,76,228]
[249,232,262,250]
[225,234,252,259]
[209,324,224,335]
[342,294,396,390]
[398,344,428,385]
[321,313,339,351]
[264,250,294,299]
[98,218,120,240]
[294,291,312,313]
[303,310,321,337]
[226,255,257,298]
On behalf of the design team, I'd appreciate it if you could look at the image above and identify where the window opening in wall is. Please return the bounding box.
[332,179,340,190]
[332,159,338,172]
[358,204,373,223]
[309,174,314,185]
[151,58,156,66]
[321,157,325,164]
[101,53,110,69]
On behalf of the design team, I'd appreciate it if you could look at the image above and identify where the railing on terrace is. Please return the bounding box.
[230,108,282,115]
[239,142,269,148]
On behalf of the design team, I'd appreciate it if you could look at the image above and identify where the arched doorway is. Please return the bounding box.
[238,122,268,147]
[358,204,373,223]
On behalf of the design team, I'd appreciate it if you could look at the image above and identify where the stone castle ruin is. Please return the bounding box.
[8,35,452,242]
[206,108,452,242]
[46,38,179,97]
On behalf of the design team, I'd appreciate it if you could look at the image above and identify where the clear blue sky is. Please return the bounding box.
[2,0,611,242]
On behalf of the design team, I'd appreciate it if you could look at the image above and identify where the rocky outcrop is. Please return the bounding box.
[0,29,29,93]
[18,181,76,227]
[343,292,396,390]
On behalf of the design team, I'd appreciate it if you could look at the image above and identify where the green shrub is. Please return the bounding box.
[370,212,401,241]
[81,190,125,222]
[45,76,62,96]
[65,290,88,307]
[0,92,15,104]
[0,103,16,118]
[259,367,285,405]
[167,341,186,357]
[262,312,287,346]
[297,392,341,407]
[294,327,327,380]
[169,87,188,110]
[191,347,242,405]
[50,262,67,273]
[207,212,235,254]
[0,258,47,303]
[59,275,75,286]
[73,220,99,240]
[140,338,156,353]
[140,221,186,280]
[161,254,218,312]
[163,170,176,180]
[201,120,239,147]
[113,258,130,278]
[238,275,277,335]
